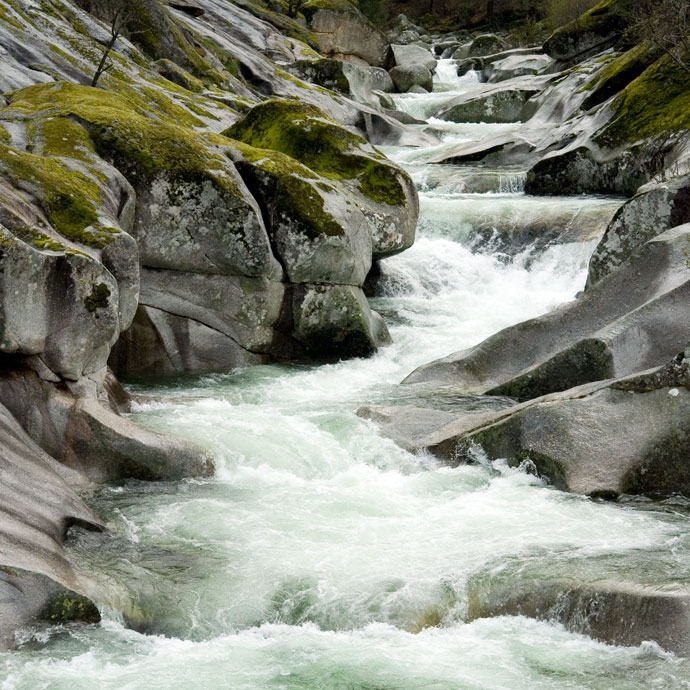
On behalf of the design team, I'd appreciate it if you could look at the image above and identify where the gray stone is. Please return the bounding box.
[525,146,649,197]
[469,578,690,654]
[587,174,690,287]
[467,34,506,57]
[389,64,433,93]
[309,8,389,67]
[0,368,213,482]
[390,44,437,72]
[291,284,391,358]
[483,54,555,82]
[366,356,690,499]
[132,166,282,280]
[404,224,690,400]
[436,85,541,124]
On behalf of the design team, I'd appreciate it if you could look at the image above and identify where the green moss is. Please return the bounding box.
[224,99,405,205]
[0,142,117,247]
[154,59,205,93]
[543,0,633,59]
[84,282,111,312]
[0,2,23,29]
[7,83,236,194]
[137,85,205,127]
[0,126,9,144]
[32,116,96,159]
[40,591,101,624]
[598,54,690,145]
[581,42,661,108]
[230,140,344,238]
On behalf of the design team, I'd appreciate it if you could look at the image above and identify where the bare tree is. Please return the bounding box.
[89,0,149,87]
[626,0,690,75]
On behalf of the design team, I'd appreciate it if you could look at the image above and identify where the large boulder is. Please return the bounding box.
[390,44,437,72]
[525,145,648,197]
[435,79,546,124]
[363,355,690,499]
[304,2,390,67]
[467,34,506,58]
[483,54,554,82]
[403,224,690,400]
[389,65,433,93]
[224,98,419,260]
[587,174,690,287]
[543,0,632,62]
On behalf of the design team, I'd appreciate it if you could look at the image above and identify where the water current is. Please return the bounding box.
[3,63,690,690]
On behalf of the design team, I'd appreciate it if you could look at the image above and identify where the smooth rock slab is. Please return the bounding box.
[468,579,690,654]
[587,174,690,287]
[403,225,690,402]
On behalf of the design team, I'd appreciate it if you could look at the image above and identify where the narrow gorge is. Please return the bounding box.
[1,0,690,687]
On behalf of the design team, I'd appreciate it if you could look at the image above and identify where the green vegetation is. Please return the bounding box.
[0,142,118,247]
[231,141,345,238]
[224,99,406,205]
[598,54,690,145]
[581,41,661,107]
[84,282,112,312]
[7,83,236,193]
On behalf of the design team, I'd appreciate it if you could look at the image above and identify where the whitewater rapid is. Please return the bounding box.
[3,61,690,690]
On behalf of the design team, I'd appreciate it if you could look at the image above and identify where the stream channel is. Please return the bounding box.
[3,63,690,689]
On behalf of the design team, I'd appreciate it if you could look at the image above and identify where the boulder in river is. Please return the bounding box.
[403,224,690,400]
[483,54,555,82]
[362,354,690,499]
[390,44,437,72]
[435,77,549,124]
[305,1,390,67]
[587,174,690,287]
[389,65,434,93]
[468,578,690,655]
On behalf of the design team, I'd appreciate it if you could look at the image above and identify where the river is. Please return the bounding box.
[2,62,690,690]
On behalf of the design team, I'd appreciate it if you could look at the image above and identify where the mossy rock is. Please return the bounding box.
[596,54,690,146]
[40,590,101,624]
[154,59,205,93]
[7,83,236,192]
[543,0,634,62]
[223,98,406,205]
[581,42,662,110]
[291,283,391,359]
[228,141,371,285]
[287,59,351,95]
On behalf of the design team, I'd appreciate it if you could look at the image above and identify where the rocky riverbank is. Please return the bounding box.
[1,0,690,658]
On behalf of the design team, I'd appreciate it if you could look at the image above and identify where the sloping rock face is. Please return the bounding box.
[0,400,104,647]
[362,356,690,499]
[403,224,690,399]
[587,175,690,287]
[0,0,419,644]
[305,2,389,67]
[468,578,690,655]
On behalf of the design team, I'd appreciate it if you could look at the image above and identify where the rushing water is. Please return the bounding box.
[4,61,690,690]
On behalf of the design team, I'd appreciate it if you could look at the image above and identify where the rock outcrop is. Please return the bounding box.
[403,224,690,400]
[0,0,420,644]
[304,0,389,67]
[587,174,690,287]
